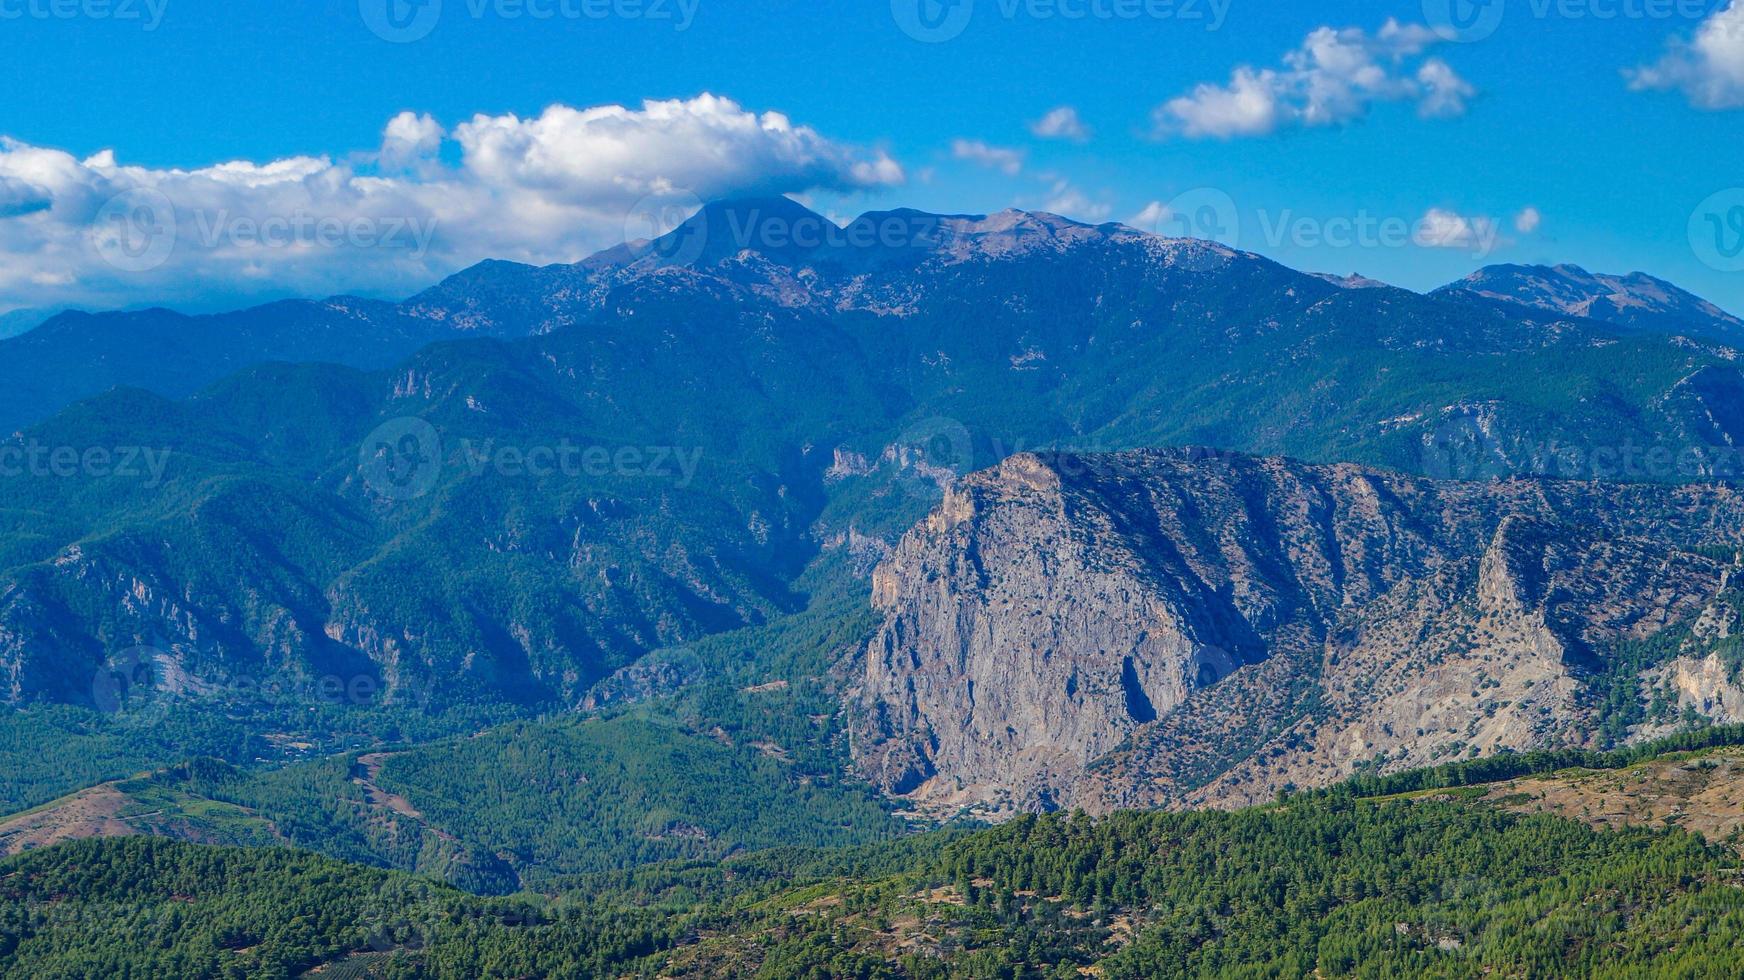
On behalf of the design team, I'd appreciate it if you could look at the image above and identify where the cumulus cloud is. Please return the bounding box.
[1514,206,1542,234]
[0,175,53,219]
[378,111,445,174]
[1040,180,1112,223]
[1414,208,1501,254]
[1627,1,1744,109]
[1031,107,1092,142]
[1416,60,1477,118]
[1129,201,1171,228]
[1153,20,1475,139]
[0,94,904,313]
[950,139,1026,175]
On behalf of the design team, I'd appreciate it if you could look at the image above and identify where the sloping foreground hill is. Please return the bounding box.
[0,713,906,896]
[854,449,1744,815]
[0,590,904,893]
[7,732,1744,978]
[1472,745,1744,842]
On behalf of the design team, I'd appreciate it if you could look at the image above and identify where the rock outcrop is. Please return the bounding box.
[853,449,1744,815]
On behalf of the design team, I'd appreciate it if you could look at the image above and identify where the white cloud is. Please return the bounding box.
[1031,107,1092,142]
[1153,19,1474,139]
[1158,68,1285,139]
[1129,201,1171,228]
[1414,208,1500,254]
[1416,59,1476,118]
[378,112,445,174]
[1514,206,1542,234]
[950,139,1025,175]
[453,94,902,205]
[0,94,904,314]
[1627,1,1744,109]
[1039,180,1112,223]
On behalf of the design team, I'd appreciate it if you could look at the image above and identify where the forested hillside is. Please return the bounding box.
[8,734,1744,978]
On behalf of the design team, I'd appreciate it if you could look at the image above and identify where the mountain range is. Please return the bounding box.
[5,197,1744,817]
[1435,263,1744,345]
[5,201,1743,436]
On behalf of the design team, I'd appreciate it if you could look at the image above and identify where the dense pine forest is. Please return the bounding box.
[8,733,1744,978]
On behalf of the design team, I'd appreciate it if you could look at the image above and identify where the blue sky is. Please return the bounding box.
[1,0,1741,312]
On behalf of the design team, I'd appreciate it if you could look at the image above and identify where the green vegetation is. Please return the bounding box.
[371,712,906,882]
[0,592,908,893]
[6,248,1744,973]
[10,738,1744,978]
[1310,723,1744,801]
[0,699,522,814]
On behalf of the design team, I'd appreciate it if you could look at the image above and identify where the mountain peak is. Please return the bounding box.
[643,196,837,267]
[631,199,1144,272]
[1435,262,1744,343]
[1312,272,1392,291]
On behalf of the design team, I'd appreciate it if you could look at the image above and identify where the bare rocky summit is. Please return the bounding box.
[852,449,1744,816]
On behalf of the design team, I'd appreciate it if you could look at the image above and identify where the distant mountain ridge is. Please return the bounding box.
[1434,263,1744,344]
[7,199,1744,714]
[4,201,1741,433]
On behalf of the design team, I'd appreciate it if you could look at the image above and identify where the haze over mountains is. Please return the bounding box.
[6,196,1744,816]
[5,200,1742,433]
[1434,263,1744,346]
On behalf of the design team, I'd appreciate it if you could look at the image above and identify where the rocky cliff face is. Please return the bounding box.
[852,450,1744,815]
